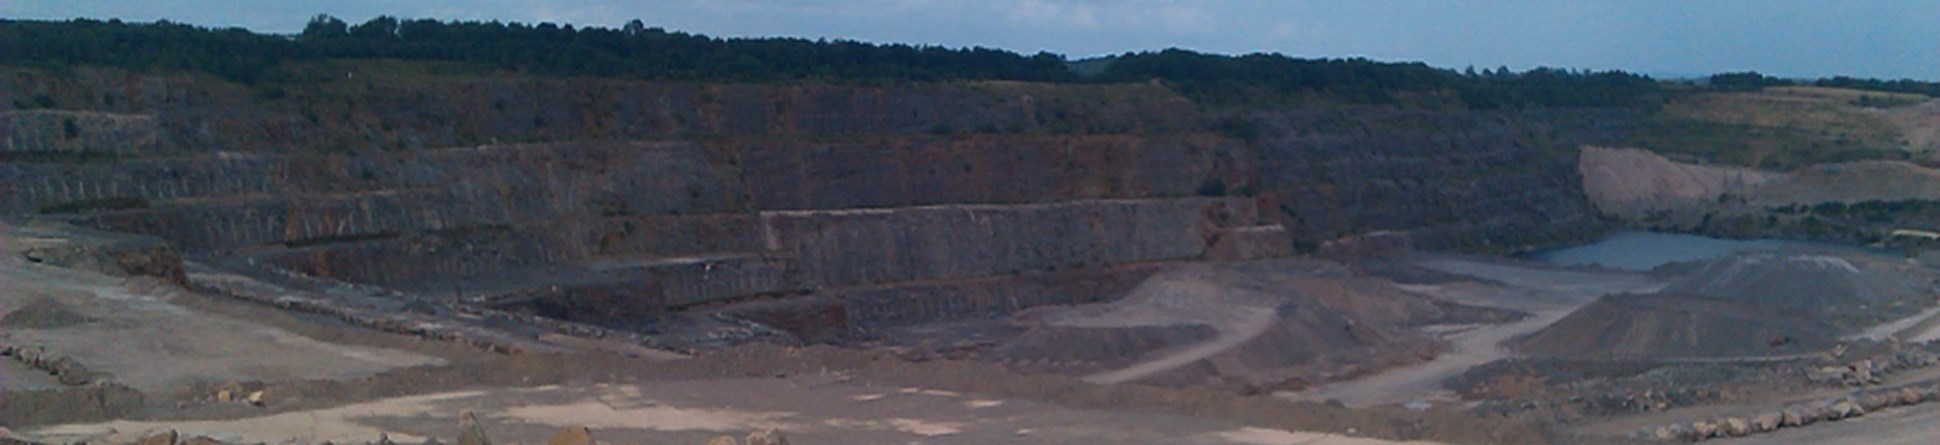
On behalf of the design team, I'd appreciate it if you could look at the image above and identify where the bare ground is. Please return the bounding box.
[3,223,1563,445]
[1282,255,1663,408]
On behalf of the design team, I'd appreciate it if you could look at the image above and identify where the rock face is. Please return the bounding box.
[1580,145,1940,244]
[0,110,159,155]
[1578,146,1780,216]
[0,66,1633,342]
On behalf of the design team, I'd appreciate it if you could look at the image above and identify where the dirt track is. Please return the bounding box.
[37,376,1443,445]
[1084,308,1276,384]
[1284,256,1661,407]
[1291,308,1573,407]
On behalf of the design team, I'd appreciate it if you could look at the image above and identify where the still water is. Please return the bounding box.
[1530,231,1844,271]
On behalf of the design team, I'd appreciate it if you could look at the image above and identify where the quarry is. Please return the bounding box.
[6,19,1940,445]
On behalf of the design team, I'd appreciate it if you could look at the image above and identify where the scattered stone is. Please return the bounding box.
[135,430,177,445]
[1650,425,1682,441]
[545,426,593,445]
[704,436,738,445]
[1690,421,1717,439]
[245,390,265,407]
[744,429,787,445]
[458,412,492,445]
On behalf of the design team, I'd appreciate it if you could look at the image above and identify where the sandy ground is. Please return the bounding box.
[1083,308,1275,384]
[1041,265,1290,385]
[1290,307,1573,408]
[28,375,1452,445]
[0,228,443,394]
[3,223,1473,445]
[1283,256,1662,408]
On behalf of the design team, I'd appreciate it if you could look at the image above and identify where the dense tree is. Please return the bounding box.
[1091,49,1660,109]
[1815,76,1940,97]
[1708,71,1794,91]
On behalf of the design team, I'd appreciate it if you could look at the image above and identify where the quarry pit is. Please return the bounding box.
[7,61,1940,445]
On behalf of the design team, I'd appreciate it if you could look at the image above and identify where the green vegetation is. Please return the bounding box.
[0,16,1073,84]
[1089,49,1662,109]
[2,16,1929,119]
[1816,76,1940,98]
[1628,117,1907,169]
[0,16,1657,111]
[1624,83,1925,169]
[1709,71,1940,98]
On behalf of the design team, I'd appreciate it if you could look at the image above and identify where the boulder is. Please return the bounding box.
[180,436,224,445]
[1830,400,1864,419]
[1651,424,1690,441]
[705,437,739,445]
[1722,417,1750,437]
[1751,412,1783,432]
[1901,388,1926,405]
[136,429,177,445]
[546,426,593,445]
[744,429,788,445]
[1781,407,1808,427]
[1690,421,1718,439]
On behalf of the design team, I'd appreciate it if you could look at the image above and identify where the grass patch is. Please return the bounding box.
[1631,87,1918,169]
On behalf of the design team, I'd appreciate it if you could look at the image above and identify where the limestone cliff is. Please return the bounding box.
[0,66,1633,339]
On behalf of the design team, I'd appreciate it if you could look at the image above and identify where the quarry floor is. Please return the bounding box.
[3,222,1464,445]
[15,222,1940,445]
[1286,256,1663,408]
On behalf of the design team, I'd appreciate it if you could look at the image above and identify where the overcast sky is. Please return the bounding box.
[6,0,1935,80]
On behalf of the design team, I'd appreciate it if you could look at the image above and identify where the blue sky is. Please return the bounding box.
[6,0,1935,80]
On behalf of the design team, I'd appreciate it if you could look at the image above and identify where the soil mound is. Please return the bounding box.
[1658,250,1936,325]
[1515,250,1935,359]
[994,260,1501,389]
[1,298,93,329]
[1510,293,1837,359]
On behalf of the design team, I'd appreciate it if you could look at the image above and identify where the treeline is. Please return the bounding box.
[0,16,1073,84]
[1090,49,1662,109]
[3,16,1928,110]
[1708,71,1940,97]
[292,16,1073,82]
